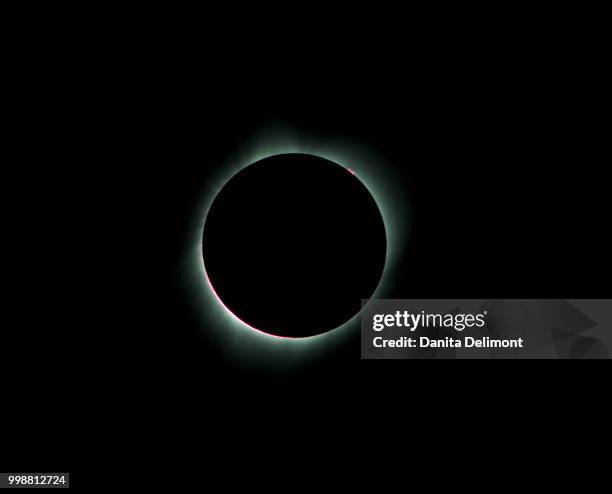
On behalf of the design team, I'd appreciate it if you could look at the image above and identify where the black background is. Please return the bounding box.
[4,29,610,473]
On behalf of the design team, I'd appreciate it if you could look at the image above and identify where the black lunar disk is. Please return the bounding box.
[203,154,386,338]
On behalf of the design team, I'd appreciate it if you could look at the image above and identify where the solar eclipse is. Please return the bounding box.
[202,153,387,338]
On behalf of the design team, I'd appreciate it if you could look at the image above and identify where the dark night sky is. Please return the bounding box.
[5,17,610,479]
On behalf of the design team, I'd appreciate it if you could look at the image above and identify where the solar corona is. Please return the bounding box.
[181,132,409,369]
